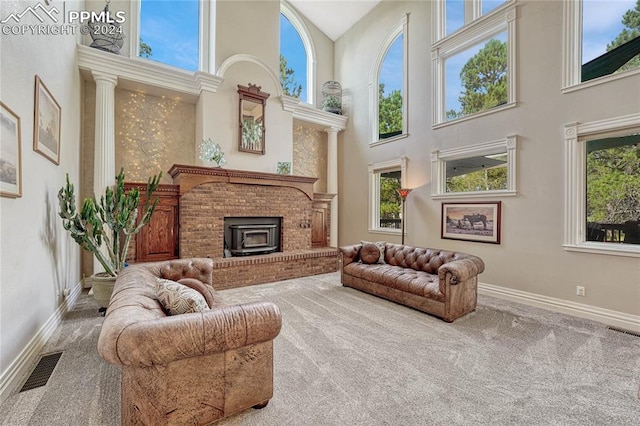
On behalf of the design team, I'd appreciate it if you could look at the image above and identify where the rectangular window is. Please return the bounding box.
[431,136,517,198]
[563,114,640,257]
[585,133,640,245]
[369,158,408,233]
[432,3,516,126]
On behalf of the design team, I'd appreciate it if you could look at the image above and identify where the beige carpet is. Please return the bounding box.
[1,272,639,425]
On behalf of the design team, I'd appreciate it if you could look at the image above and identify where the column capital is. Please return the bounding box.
[91,70,118,86]
[324,127,342,135]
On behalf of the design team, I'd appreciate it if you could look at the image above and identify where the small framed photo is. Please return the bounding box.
[0,102,22,198]
[442,201,501,244]
[277,161,291,175]
[33,75,61,165]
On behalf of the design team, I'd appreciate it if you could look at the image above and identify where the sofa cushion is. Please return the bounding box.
[156,278,210,315]
[360,243,381,264]
[361,240,386,264]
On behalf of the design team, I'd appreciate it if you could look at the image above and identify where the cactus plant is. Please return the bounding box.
[58,168,161,277]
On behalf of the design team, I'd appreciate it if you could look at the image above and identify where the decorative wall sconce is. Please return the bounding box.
[396,188,412,245]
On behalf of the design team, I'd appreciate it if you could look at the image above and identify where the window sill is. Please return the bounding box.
[368,228,402,236]
[562,67,640,94]
[432,190,516,200]
[370,133,409,147]
[563,242,640,258]
[433,102,517,129]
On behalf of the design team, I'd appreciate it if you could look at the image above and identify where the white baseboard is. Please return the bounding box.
[479,282,640,333]
[0,282,82,404]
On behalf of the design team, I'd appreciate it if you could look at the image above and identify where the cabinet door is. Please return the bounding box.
[311,208,327,248]
[136,199,179,262]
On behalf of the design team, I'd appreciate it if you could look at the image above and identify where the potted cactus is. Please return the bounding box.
[58,168,161,309]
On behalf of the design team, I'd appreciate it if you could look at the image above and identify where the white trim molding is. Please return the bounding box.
[479,282,640,334]
[431,135,517,198]
[563,113,640,258]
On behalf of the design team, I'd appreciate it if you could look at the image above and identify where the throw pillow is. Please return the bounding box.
[361,240,386,264]
[360,243,381,264]
[156,278,210,315]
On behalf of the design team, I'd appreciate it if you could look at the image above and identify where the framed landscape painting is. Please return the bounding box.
[441,201,501,244]
[33,75,61,165]
[0,102,22,198]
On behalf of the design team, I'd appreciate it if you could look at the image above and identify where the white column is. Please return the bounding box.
[325,127,340,247]
[92,71,118,273]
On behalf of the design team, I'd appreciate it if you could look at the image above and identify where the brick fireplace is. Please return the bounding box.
[169,165,338,289]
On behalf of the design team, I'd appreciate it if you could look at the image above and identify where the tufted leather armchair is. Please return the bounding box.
[340,243,485,322]
[97,258,282,425]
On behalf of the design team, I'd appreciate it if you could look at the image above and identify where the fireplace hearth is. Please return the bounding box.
[224,217,281,257]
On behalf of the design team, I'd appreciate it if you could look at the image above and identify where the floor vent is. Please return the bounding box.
[607,326,640,338]
[20,352,63,392]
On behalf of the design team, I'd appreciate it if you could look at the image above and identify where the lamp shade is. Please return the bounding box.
[396,188,412,199]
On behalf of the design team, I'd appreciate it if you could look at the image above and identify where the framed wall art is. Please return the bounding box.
[0,102,22,198]
[441,201,501,244]
[33,75,61,165]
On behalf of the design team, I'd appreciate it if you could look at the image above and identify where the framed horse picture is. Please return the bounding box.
[441,201,501,244]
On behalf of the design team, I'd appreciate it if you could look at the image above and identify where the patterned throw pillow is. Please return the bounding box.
[156,278,210,315]
[361,240,386,264]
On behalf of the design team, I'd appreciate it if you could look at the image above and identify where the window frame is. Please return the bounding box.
[368,157,408,234]
[130,0,207,72]
[562,0,640,92]
[431,2,517,127]
[281,1,317,105]
[431,135,517,199]
[369,14,409,146]
[563,113,640,258]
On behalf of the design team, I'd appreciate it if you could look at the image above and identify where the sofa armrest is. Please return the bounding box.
[438,255,485,285]
[98,301,282,367]
[339,244,362,267]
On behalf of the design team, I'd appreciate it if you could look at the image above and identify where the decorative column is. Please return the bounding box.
[92,71,118,272]
[325,127,340,247]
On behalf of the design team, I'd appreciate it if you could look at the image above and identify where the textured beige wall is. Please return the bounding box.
[114,88,195,183]
[293,125,327,193]
[335,0,640,316]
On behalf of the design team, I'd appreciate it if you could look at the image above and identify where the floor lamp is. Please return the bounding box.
[396,188,412,245]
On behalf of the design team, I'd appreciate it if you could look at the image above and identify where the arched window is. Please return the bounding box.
[280,3,316,104]
[137,0,200,71]
[370,15,408,145]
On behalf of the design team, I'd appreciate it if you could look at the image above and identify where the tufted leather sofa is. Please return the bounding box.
[339,243,485,322]
[97,258,282,425]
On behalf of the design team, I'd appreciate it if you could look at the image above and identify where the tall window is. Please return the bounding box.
[280,3,315,104]
[370,14,408,145]
[379,35,404,140]
[564,0,640,88]
[432,3,516,125]
[369,158,408,233]
[138,0,200,71]
[564,114,640,257]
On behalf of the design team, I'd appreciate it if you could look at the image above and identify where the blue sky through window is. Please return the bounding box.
[139,0,199,71]
[582,0,635,64]
[280,14,307,102]
[380,35,403,95]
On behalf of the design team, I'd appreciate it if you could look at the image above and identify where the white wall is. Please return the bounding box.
[335,1,640,319]
[0,0,83,400]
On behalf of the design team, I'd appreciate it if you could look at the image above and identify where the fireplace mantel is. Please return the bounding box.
[168,164,318,199]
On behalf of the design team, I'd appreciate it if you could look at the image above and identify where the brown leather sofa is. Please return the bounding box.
[97,258,282,425]
[340,243,485,322]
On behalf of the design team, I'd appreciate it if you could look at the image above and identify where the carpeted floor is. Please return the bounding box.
[1,272,639,425]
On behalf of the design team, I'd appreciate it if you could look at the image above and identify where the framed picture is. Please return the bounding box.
[441,201,501,244]
[0,102,22,198]
[33,75,61,165]
[277,161,291,175]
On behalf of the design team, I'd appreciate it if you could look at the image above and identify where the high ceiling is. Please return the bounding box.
[288,0,381,41]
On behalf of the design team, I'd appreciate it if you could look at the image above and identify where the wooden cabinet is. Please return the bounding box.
[312,193,335,248]
[125,183,180,263]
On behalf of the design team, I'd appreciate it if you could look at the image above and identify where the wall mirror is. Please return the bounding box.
[238,84,270,155]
